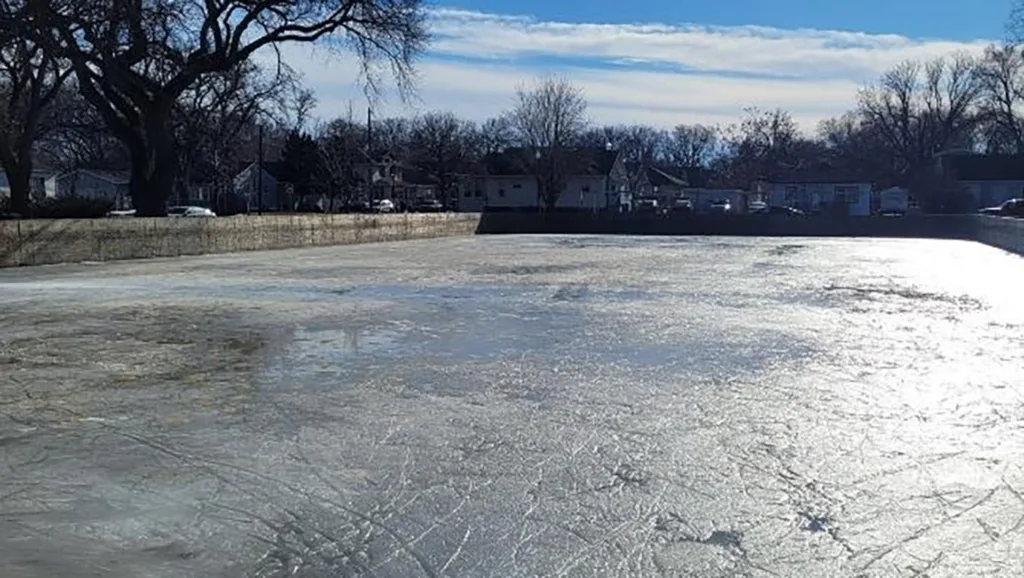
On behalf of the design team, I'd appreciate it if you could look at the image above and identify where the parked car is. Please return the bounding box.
[167,206,216,218]
[979,198,1024,217]
[672,198,694,213]
[635,199,659,214]
[878,187,909,216]
[751,205,804,216]
[708,199,732,214]
[413,199,444,213]
[373,199,395,213]
[107,209,137,218]
[747,201,768,214]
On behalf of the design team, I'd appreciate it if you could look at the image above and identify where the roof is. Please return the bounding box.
[234,160,287,180]
[74,169,130,184]
[942,154,1024,181]
[396,165,435,186]
[481,147,619,177]
[772,168,872,185]
[646,166,688,188]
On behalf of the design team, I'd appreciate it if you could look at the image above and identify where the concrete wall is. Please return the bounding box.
[476,211,1024,256]
[974,215,1024,256]
[476,211,978,239]
[0,213,480,267]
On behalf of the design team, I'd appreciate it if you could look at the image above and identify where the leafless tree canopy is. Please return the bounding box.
[408,111,477,201]
[478,115,515,156]
[0,0,71,213]
[857,55,981,176]
[976,44,1024,153]
[510,76,588,152]
[666,124,718,169]
[509,76,588,207]
[19,0,428,214]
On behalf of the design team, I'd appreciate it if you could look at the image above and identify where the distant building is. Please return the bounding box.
[233,161,285,211]
[637,166,688,207]
[769,171,873,216]
[462,147,630,211]
[935,152,1024,210]
[353,153,439,207]
[47,169,131,209]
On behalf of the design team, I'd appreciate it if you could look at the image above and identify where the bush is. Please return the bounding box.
[31,196,114,219]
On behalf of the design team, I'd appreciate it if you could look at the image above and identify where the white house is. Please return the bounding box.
[46,169,131,209]
[769,172,873,216]
[462,147,629,211]
[936,152,1024,209]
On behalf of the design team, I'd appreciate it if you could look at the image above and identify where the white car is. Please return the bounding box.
[373,199,395,213]
[167,206,216,218]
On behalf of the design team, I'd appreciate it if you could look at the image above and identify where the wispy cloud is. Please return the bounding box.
[270,7,995,131]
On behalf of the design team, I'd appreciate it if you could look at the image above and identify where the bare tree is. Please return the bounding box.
[478,115,514,155]
[666,124,719,168]
[27,0,429,215]
[318,113,367,210]
[172,61,302,207]
[509,76,588,208]
[719,107,803,186]
[976,44,1024,153]
[0,1,71,214]
[857,55,981,182]
[371,116,412,158]
[618,125,667,167]
[408,111,475,205]
[817,111,898,184]
[38,83,128,171]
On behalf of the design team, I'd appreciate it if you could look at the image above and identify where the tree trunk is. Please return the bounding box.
[0,143,34,216]
[129,113,179,216]
[5,164,32,216]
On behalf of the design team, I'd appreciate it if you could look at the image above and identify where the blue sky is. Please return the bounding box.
[436,0,1013,40]
[276,1,1015,132]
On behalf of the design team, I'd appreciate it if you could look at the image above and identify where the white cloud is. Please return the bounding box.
[268,7,996,132]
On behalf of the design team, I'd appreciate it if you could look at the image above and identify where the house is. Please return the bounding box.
[462,147,629,211]
[353,153,439,207]
[0,169,55,200]
[936,152,1024,210]
[233,161,285,211]
[637,166,688,206]
[769,171,873,216]
[47,169,132,209]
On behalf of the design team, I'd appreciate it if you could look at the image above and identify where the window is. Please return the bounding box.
[784,185,800,203]
[464,190,471,198]
[512,183,521,189]
[582,185,591,194]
[474,190,482,198]
[834,185,859,204]
[498,188,505,198]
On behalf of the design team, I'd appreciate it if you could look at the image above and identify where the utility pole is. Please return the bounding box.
[366,107,372,152]
[256,124,264,215]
